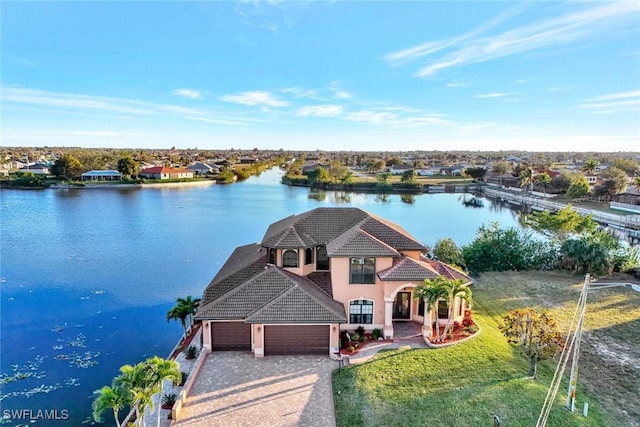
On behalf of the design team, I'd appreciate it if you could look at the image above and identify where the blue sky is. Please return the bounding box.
[1,1,639,152]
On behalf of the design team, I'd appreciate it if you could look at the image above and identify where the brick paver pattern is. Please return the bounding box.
[172,352,337,427]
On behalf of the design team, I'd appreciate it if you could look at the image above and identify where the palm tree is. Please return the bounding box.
[414,278,448,340]
[438,277,473,342]
[519,167,534,193]
[146,356,181,427]
[166,296,201,337]
[537,172,551,195]
[582,158,599,175]
[115,363,155,427]
[92,385,130,427]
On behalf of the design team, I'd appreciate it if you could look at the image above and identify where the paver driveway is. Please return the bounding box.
[172,352,338,427]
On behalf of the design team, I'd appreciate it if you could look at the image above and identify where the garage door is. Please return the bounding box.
[264,325,329,355]
[211,322,251,351]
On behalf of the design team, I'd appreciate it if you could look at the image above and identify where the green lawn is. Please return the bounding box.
[333,271,640,427]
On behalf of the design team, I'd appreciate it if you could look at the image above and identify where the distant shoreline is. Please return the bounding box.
[49,180,217,189]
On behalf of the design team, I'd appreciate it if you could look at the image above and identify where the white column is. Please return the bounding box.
[383,297,394,339]
[422,304,432,338]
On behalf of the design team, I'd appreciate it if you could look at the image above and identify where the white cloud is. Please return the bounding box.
[220,91,289,107]
[296,105,343,117]
[281,86,319,99]
[345,109,452,127]
[387,2,640,78]
[581,90,640,113]
[475,93,510,98]
[446,82,470,88]
[172,88,202,99]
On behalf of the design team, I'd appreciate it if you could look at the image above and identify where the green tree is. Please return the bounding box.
[437,277,472,342]
[559,229,638,276]
[519,167,534,192]
[51,154,83,181]
[117,156,140,179]
[595,167,629,198]
[400,169,416,183]
[92,385,130,427]
[432,238,464,267]
[461,222,556,275]
[464,167,487,181]
[612,158,640,176]
[565,175,591,199]
[582,158,599,175]
[146,356,181,427]
[491,161,511,175]
[500,308,563,378]
[377,172,391,183]
[523,205,597,241]
[114,363,153,426]
[414,279,448,339]
[536,172,551,195]
[327,161,348,184]
[166,296,201,337]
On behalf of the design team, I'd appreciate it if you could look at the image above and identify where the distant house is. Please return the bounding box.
[18,163,49,175]
[139,166,193,180]
[611,185,640,213]
[302,162,329,174]
[388,164,413,175]
[187,162,218,175]
[81,170,123,181]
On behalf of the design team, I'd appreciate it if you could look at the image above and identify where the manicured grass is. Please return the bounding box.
[333,271,640,427]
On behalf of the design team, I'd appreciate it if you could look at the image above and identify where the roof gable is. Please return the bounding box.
[327,227,399,257]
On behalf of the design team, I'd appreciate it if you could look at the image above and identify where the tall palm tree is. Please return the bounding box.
[438,277,473,341]
[115,363,155,427]
[166,295,200,337]
[92,385,130,427]
[414,278,448,340]
[146,356,181,427]
[537,172,551,195]
[519,167,535,193]
[582,158,599,175]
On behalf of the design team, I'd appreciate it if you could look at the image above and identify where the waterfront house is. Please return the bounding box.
[81,170,123,181]
[18,163,49,175]
[187,162,218,175]
[388,164,414,175]
[139,166,194,180]
[195,207,472,357]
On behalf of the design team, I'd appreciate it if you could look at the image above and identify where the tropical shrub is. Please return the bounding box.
[184,345,198,360]
[354,326,366,336]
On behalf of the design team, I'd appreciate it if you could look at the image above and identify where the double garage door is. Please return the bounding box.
[264,325,329,356]
[210,322,329,355]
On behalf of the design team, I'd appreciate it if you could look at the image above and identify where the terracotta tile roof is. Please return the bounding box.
[199,244,267,305]
[306,272,333,297]
[327,227,399,257]
[261,207,426,253]
[196,265,346,323]
[246,272,346,323]
[377,256,440,281]
[378,255,472,283]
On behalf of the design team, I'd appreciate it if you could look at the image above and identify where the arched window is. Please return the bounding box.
[267,248,276,265]
[316,246,329,270]
[349,299,374,324]
[305,248,314,265]
[282,249,299,268]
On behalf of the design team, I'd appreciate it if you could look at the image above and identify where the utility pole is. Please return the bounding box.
[566,273,589,411]
[565,274,639,412]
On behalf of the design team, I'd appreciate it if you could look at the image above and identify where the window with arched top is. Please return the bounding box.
[267,248,276,265]
[282,249,299,268]
[316,246,329,270]
[305,248,314,265]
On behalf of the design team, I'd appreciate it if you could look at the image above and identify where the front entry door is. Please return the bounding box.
[394,292,411,319]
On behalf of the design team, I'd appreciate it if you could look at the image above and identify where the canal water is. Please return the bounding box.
[0,167,524,425]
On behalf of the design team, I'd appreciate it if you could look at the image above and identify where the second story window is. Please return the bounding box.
[267,248,276,265]
[282,249,299,268]
[350,257,375,284]
[305,248,314,265]
[316,246,329,270]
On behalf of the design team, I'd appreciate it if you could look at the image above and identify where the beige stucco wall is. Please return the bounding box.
[331,257,394,328]
[202,320,212,351]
